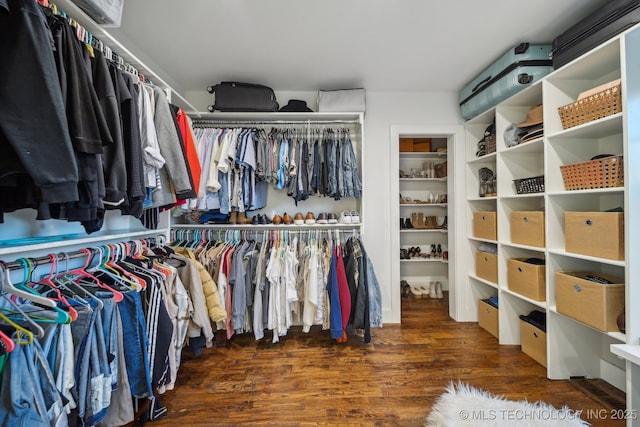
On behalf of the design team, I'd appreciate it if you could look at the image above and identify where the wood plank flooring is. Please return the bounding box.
[143,293,625,427]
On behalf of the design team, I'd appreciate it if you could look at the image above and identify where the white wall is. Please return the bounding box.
[184,89,464,324]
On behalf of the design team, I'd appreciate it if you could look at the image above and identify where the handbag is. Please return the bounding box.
[317,88,366,112]
[207,82,279,112]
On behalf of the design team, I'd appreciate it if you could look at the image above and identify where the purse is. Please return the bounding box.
[207,82,279,112]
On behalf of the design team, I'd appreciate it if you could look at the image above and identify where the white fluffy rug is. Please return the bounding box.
[425,382,589,427]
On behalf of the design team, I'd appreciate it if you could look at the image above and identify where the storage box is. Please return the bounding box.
[476,251,498,283]
[478,299,499,339]
[473,212,497,240]
[555,271,625,332]
[565,211,624,260]
[413,138,432,152]
[507,258,546,301]
[520,320,547,367]
[511,211,545,247]
[399,138,414,152]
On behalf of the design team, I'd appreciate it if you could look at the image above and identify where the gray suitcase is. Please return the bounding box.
[459,43,553,120]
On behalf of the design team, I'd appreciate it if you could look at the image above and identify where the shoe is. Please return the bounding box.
[237,211,250,224]
[404,218,413,229]
[251,215,260,225]
[327,213,338,224]
[410,284,423,299]
[229,211,238,225]
[293,212,305,225]
[305,212,316,225]
[272,214,283,225]
[400,218,406,229]
[283,213,293,225]
[435,282,443,299]
[428,282,438,298]
[350,210,360,223]
[317,213,328,224]
[401,280,411,298]
[419,284,431,299]
[338,211,352,224]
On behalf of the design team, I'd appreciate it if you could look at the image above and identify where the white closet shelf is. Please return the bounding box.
[0,229,163,256]
[547,249,625,266]
[468,237,497,244]
[611,344,640,366]
[469,274,498,289]
[399,203,448,207]
[400,258,447,264]
[171,224,362,230]
[549,307,627,343]
[399,178,447,182]
[500,242,546,253]
[546,113,623,139]
[546,187,624,196]
[190,111,363,123]
[399,152,447,159]
[502,288,546,309]
[400,229,448,234]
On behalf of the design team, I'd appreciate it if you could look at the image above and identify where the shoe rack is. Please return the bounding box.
[398,139,449,300]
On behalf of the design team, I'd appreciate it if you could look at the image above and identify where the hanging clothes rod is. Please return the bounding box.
[1,236,165,271]
[191,119,360,127]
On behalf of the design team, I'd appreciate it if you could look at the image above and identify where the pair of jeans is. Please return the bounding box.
[0,339,66,427]
[118,290,153,399]
[341,137,362,199]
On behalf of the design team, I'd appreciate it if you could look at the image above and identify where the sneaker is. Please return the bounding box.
[327,213,338,224]
[350,210,360,223]
[317,213,328,224]
[293,213,305,225]
[305,212,316,225]
[338,211,352,224]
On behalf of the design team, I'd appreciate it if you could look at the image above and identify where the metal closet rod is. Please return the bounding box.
[191,119,360,126]
[2,236,166,271]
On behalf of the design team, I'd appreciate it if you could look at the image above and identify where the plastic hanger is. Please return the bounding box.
[0,262,57,309]
[0,329,15,354]
[33,255,78,322]
[0,310,33,345]
[14,259,71,325]
[62,248,124,303]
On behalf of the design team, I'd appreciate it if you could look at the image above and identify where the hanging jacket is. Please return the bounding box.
[172,247,227,323]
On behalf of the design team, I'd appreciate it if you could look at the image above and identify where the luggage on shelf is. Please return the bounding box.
[459,43,553,120]
[207,82,279,112]
[551,0,640,70]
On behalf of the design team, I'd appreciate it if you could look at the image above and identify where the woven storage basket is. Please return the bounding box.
[558,83,622,129]
[560,155,624,191]
[513,175,544,194]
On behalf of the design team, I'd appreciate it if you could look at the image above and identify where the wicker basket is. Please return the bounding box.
[513,175,545,194]
[560,155,624,191]
[558,83,622,129]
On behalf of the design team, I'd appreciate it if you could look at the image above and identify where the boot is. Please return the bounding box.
[237,211,248,224]
[401,218,405,229]
[229,211,238,224]
[428,282,438,298]
[404,218,414,229]
[435,282,443,299]
[425,216,438,229]
[439,216,448,229]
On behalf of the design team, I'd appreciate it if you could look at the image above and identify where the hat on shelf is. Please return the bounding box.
[279,99,313,112]
[517,104,543,128]
[519,124,544,143]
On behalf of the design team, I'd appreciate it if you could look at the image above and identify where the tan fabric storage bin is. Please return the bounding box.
[478,300,498,339]
[565,212,624,260]
[473,212,497,240]
[520,321,547,367]
[476,251,497,283]
[511,211,545,247]
[507,258,546,301]
[555,271,625,332]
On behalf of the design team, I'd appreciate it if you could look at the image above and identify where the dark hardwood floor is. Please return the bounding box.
[143,293,625,427]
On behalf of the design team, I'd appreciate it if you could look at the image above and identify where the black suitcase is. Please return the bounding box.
[207,82,279,112]
[551,0,640,69]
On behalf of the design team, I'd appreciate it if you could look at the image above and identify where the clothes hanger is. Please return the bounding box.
[15,258,72,324]
[0,310,33,346]
[0,329,15,354]
[32,255,79,322]
[62,247,124,302]
[0,261,57,309]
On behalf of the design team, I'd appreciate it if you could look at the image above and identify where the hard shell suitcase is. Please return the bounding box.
[551,0,640,69]
[459,43,553,120]
[206,82,279,112]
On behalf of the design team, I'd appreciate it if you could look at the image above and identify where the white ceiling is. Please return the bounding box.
[109,0,611,95]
